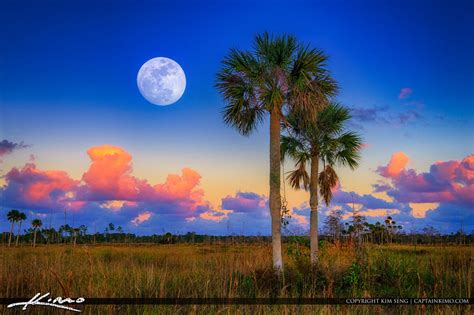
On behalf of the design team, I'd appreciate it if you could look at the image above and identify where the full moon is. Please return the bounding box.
[137,57,186,106]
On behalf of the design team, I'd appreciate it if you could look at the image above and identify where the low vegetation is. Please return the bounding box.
[1,242,471,314]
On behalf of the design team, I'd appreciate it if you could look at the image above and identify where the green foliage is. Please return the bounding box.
[239,274,256,298]
[7,209,21,222]
[31,219,43,228]
[281,102,363,205]
[318,239,326,250]
[216,32,337,136]
[343,263,362,288]
[286,242,305,259]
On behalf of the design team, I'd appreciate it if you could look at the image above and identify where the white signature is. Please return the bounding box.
[7,292,85,312]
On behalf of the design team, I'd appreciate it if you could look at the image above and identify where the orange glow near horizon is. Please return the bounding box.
[410,203,439,218]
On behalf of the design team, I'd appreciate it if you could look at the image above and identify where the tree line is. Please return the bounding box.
[2,209,471,247]
[321,209,469,246]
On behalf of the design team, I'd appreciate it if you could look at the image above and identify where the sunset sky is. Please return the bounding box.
[1,0,473,235]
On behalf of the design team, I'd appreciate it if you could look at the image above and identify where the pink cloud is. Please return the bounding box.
[101,200,138,211]
[1,145,212,221]
[221,191,267,213]
[290,210,308,226]
[199,209,230,222]
[131,211,152,226]
[399,87,413,99]
[81,145,145,201]
[377,153,474,206]
[1,163,79,210]
[378,152,409,177]
[152,168,204,203]
[78,146,206,217]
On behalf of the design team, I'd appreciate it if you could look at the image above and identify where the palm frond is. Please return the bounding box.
[222,101,266,136]
[317,102,350,135]
[287,47,338,119]
[287,159,310,190]
[319,165,339,206]
[216,48,265,136]
[255,32,297,69]
[334,131,362,169]
[7,209,20,222]
[280,135,308,162]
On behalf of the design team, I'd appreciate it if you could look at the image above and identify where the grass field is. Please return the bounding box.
[1,242,472,314]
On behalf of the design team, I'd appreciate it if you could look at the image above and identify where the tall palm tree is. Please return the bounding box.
[7,209,20,247]
[216,32,337,274]
[281,103,362,265]
[15,212,27,247]
[31,219,43,247]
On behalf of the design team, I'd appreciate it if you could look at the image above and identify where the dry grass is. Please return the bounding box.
[0,243,472,314]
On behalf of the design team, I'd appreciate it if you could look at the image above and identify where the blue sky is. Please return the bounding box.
[0,0,473,235]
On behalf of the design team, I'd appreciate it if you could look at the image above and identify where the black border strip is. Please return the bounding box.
[1,298,472,305]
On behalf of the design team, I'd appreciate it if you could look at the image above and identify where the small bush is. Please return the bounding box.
[343,263,362,288]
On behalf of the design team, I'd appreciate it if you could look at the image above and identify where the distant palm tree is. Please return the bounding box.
[15,212,27,247]
[216,32,337,274]
[31,219,43,247]
[7,209,20,247]
[164,232,173,244]
[281,103,362,265]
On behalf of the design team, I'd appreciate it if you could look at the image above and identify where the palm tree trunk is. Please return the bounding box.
[15,221,22,247]
[33,228,37,247]
[309,153,319,266]
[269,108,283,275]
[8,222,14,247]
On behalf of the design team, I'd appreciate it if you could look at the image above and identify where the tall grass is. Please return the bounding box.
[0,243,472,314]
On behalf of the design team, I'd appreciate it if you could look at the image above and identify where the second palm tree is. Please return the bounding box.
[282,103,362,265]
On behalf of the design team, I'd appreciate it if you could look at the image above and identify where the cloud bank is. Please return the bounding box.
[0,145,472,234]
[1,145,220,231]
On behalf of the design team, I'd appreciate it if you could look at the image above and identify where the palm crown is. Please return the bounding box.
[281,102,362,205]
[216,32,338,135]
[7,209,21,222]
[32,219,43,228]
